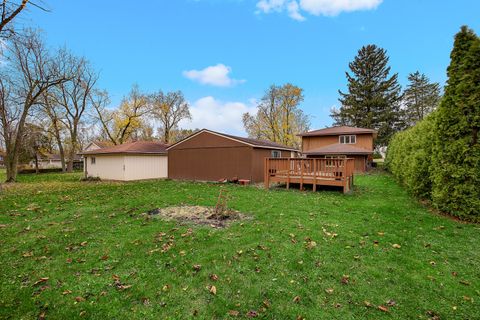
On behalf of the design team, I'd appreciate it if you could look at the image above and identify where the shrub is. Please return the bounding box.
[386,114,435,199]
[387,26,480,222]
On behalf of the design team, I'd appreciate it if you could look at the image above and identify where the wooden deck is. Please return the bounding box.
[264,158,355,193]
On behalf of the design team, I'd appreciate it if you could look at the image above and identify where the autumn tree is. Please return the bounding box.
[92,85,151,145]
[243,83,309,148]
[332,44,403,146]
[151,90,191,144]
[0,30,70,182]
[402,71,441,127]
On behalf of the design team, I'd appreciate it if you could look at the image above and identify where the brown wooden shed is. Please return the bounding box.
[167,129,298,183]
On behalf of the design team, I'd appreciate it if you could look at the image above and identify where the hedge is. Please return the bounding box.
[385,113,436,200]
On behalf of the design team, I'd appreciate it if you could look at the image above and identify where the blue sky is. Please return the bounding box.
[22,0,480,135]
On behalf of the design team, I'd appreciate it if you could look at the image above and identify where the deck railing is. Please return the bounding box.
[264,157,355,193]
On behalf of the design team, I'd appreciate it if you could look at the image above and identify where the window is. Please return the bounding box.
[339,135,356,144]
[91,157,96,165]
[271,150,281,158]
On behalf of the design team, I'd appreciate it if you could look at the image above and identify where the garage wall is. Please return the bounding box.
[124,155,168,181]
[169,147,253,182]
[85,155,125,180]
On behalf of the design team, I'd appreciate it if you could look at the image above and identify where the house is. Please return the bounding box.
[83,140,113,152]
[81,141,168,181]
[298,126,376,173]
[167,129,298,183]
[31,154,83,170]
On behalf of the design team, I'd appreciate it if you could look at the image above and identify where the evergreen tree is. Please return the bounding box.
[431,26,480,219]
[332,44,403,146]
[402,71,441,127]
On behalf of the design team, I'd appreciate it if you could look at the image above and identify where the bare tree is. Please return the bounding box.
[0,30,70,182]
[151,90,191,144]
[0,1,49,38]
[39,90,67,171]
[50,49,97,172]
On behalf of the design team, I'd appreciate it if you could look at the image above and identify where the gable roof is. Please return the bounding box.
[298,126,377,137]
[91,141,113,148]
[304,143,373,155]
[167,129,298,152]
[81,141,168,155]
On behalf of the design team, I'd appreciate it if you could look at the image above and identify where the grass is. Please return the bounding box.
[0,171,479,319]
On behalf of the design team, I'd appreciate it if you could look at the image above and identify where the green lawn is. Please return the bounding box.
[0,172,478,319]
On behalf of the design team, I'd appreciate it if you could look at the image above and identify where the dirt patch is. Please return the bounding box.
[144,205,249,228]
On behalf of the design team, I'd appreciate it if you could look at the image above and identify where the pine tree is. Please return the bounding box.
[431,26,480,219]
[403,71,441,127]
[332,44,403,147]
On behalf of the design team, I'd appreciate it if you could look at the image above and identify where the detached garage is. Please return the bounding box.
[82,141,168,181]
[167,129,297,183]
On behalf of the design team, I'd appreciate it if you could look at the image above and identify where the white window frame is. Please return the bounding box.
[339,135,356,144]
[91,157,96,165]
[271,150,282,158]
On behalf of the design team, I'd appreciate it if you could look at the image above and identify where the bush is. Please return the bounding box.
[386,114,436,199]
[18,168,64,174]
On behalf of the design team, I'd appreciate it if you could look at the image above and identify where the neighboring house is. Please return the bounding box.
[83,140,113,152]
[298,126,377,173]
[167,129,298,183]
[81,141,168,181]
[31,154,83,170]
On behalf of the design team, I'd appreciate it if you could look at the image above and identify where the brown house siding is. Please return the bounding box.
[302,133,374,152]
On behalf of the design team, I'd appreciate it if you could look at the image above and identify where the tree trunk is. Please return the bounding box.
[34,153,39,174]
[5,151,18,183]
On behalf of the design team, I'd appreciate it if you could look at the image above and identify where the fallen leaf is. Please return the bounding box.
[341,275,349,285]
[459,280,470,286]
[209,285,217,295]
[363,300,373,307]
[377,305,389,312]
[293,295,300,303]
[75,296,85,302]
[33,277,49,286]
[246,310,258,318]
[228,310,240,317]
[392,244,401,249]
[325,288,334,295]
[100,255,109,261]
[192,264,202,272]
[22,251,33,257]
[210,274,219,281]
[80,241,87,246]
[386,299,397,306]
[62,290,72,295]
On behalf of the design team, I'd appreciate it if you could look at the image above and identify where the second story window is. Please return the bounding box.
[271,150,281,158]
[339,135,356,144]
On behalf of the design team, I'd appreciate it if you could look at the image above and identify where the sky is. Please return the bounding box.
[19,0,480,136]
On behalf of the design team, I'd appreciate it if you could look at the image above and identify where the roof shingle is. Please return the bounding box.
[81,141,168,155]
[298,126,376,137]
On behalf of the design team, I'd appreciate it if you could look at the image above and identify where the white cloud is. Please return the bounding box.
[256,0,382,20]
[287,1,306,21]
[183,64,245,87]
[180,96,257,135]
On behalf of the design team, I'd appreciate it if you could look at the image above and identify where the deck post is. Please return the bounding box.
[313,159,317,192]
[287,159,290,190]
[264,158,269,189]
[300,159,304,191]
